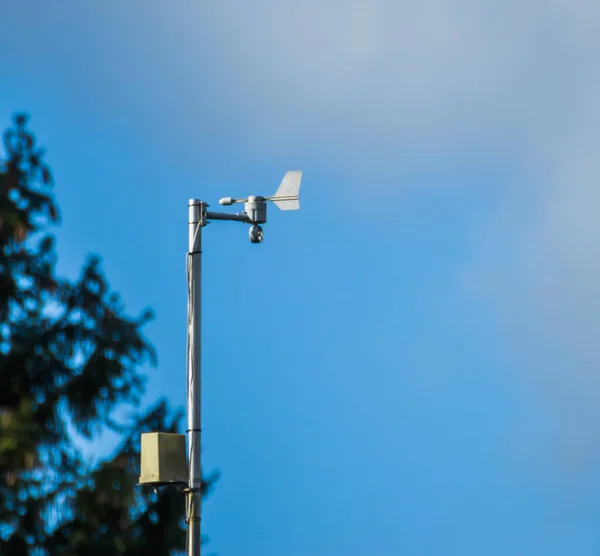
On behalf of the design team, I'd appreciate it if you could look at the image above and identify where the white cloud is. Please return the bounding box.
[189,0,599,168]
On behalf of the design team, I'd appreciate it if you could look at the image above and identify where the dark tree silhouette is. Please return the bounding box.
[0,114,217,555]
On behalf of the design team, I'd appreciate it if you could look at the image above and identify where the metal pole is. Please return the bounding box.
[187,199,204,556]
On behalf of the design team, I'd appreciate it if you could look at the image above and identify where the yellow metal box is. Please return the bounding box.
[139,432,187,486]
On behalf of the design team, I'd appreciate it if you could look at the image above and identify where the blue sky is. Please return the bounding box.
[2,1,600,554]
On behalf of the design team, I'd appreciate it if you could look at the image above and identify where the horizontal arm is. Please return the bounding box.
[205,211,252,224]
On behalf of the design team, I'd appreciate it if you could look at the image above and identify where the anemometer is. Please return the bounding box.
[196,170,302,243]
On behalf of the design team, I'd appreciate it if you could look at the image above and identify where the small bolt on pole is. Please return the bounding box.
[186,199,204,556]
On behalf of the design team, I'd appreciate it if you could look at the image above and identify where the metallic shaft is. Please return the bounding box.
[187,199,204,556]
[205,210,252,223]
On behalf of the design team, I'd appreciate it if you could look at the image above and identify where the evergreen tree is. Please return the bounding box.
[0,114,216,555]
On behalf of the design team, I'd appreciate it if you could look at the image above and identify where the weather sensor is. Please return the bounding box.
[140,170,303,556]
[210,170,302,243]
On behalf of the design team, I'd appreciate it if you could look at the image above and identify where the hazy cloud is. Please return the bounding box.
[192,1,599,167]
